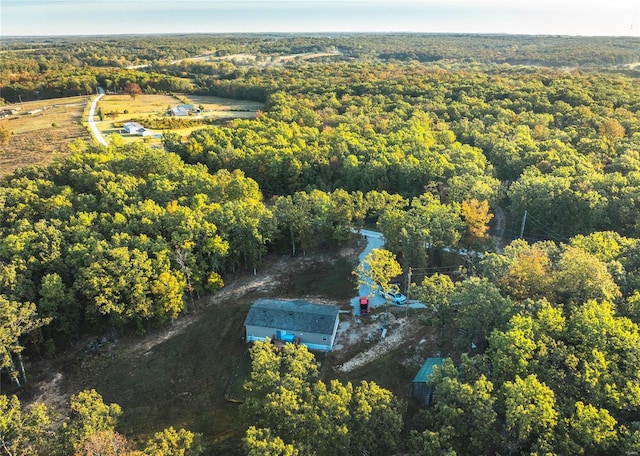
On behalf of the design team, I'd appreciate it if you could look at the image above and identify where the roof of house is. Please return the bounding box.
[123,121,144,130]
[171,106,189,115]
[244,298,340,335]
[412,357,445,383]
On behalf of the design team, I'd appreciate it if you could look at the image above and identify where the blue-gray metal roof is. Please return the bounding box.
[244,298,340,335]
[412,358,445,383]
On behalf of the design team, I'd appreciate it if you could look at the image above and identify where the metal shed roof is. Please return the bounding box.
[244,298,340,335]
[412,357,445,383]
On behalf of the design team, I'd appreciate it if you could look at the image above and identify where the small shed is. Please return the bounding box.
[412,357,444,406]
[244,298,340,351]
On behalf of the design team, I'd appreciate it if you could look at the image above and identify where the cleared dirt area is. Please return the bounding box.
[179,51,341,66]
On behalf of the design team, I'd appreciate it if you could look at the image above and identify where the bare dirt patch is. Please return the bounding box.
[332,310,439,373]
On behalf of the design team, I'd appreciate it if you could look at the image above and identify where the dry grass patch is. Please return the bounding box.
[96,94,182,117]
[184,95,264,117]
[95,93,263,146]
[95,94,183,146]
[0,96,91,177]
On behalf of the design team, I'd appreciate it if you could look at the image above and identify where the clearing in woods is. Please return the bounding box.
[95,93,263,145]
[0,96,90,177]
[28,245,443,452]
[0,92,264,175]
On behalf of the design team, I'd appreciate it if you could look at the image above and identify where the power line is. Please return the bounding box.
[409,265,462,272]
[524,213,569,243]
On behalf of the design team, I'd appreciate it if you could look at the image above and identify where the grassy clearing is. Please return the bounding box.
[95,93,262,146]
[94,94,182,146]
[0,96,90,177]
[63,291,254,452]
[30,242,455,453]
[97,94,181,116]
[182,95,262,116]
[51,251,358,453]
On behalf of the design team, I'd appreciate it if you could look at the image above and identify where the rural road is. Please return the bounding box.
[87,88,107,146]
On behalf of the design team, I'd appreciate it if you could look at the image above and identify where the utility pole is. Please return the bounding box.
[519,210,528,239]
[405,266,412,317]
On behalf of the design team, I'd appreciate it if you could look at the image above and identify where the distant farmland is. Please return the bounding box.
[95,93,263,145]
[0,93,264,176]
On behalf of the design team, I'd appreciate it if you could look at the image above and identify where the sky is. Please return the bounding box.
[1,0,639,38]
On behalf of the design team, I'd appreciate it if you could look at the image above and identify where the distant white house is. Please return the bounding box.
[123,121,145,134]
[170,106,189,117]
[122,121,160,138]
[170,104,200,117]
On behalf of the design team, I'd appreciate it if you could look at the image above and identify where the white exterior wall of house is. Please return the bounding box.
[171,107,189,116]
[245,321,338,351]
[123,122,144,134]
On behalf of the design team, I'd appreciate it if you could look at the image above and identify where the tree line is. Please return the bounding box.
[0,139,489,389]
[1,388,201,455]
[3,34,640,104]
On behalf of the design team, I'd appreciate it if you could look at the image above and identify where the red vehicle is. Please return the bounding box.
[359,296,370,315]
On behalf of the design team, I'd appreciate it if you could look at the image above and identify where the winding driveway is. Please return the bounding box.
[87,88,107,146]
[349,229,426,315]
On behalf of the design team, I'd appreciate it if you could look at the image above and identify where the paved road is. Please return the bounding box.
[87,88,107,146]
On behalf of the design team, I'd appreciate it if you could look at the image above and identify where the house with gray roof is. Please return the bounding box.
[170,106,189,117]
[123,121,145,134]
[244,298,341,351]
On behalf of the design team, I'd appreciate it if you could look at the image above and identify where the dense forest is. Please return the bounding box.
[1,33,640,454]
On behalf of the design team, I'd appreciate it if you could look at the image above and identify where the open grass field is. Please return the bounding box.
[95,93,263,146]
[182,95,262,119]
[94,94,181,146]
[97,94,181,116]
[0,96,91,177]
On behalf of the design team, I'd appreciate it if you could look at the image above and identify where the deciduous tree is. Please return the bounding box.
[59,389,122,453]
[144,426,202,456]
[353,248,402,299]
[460,199,493,248]
[124,82,142,99]
[503,374,558,454]
[242,341,403,456]
[0,394,50,456]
